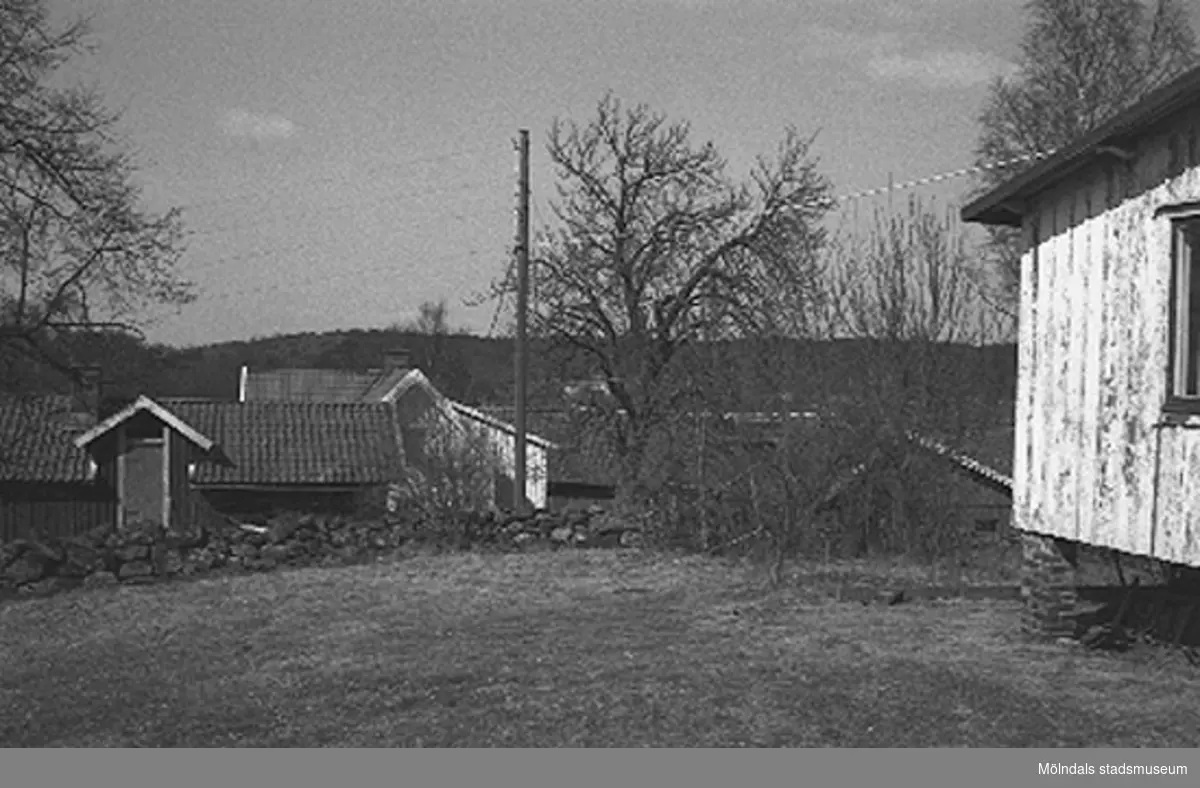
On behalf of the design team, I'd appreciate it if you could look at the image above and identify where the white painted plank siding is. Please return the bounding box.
[1020,112,1200,566]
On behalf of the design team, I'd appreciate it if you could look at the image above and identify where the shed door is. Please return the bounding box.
[123,437,166,527]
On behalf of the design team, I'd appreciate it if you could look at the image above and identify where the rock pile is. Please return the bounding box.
[0,505,644,599]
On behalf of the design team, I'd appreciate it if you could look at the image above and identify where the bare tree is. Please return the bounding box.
[814,197,1009,568]
[1,0,191,390]
[498,93,832,502]
[408,298,451,336]
[974,0,1197,310]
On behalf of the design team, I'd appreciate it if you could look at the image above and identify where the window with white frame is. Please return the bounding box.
[1169,215,1200,407]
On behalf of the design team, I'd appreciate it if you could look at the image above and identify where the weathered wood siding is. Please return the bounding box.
[1018,107,1200,567]
[0,483,115,542]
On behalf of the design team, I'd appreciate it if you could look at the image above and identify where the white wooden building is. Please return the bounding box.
[962,65,1200,569]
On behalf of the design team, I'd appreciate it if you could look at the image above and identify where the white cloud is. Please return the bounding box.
[219,109,297,140]
[867,49,1016,90]
[800,24,903,61]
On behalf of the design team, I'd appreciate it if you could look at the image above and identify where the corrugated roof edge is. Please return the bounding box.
[961,64,1200,228]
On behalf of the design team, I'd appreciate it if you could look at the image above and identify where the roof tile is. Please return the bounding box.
[162,400,404,486]
[0,396,95,483]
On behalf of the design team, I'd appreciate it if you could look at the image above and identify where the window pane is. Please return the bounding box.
[1189,223,1200,396]
[1181,220,1200,397]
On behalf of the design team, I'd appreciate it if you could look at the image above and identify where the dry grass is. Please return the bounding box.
[2,549,1198,747]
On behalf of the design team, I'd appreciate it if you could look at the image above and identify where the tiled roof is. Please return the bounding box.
[472,406,582,444]
[162,400,405,486]
[816,425,1015,509]
[450,403,555,449]
[242,368,407,403]
[0,396,95,483]
[361,369,412,401]
[907,427,1014,494]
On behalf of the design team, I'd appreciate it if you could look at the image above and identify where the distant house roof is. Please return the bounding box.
[0,396,95,483]
[239,367,413,403]
[907,427,1014,494]
[450,402,556,450]
[472,406,572,444]
[162,400,405,487]
[962,63,1200,227]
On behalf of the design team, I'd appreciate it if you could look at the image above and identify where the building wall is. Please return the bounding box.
[473,418,548,510]
[198,488,362,518]
[0,483,115,542]
[1017,106,1200,567]
[396,387,550,510]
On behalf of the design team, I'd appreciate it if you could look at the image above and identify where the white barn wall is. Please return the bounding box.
[1019,107,1200,567]
[388,378,550,510]
[449,406,549,510]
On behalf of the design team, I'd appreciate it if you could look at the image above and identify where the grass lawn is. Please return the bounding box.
[2,549,1199,747]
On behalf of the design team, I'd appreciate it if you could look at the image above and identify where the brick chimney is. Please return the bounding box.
[72,365,103,419]
[383,348,411,375]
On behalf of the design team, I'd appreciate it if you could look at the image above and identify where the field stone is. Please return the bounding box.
[260,544,291,563]
[231,543,259,560]
[116,544,149,562]
[0,540,28,568]
[28,540,65,564]
[83,571,119,589]
[162,548,185,575]
[587,531,623,549]
[24,576,78,596]
[118,561,154,580]
[59,542,102,577]
[4,555,46,585]
[550,526,573,543]
[267,514,302,544]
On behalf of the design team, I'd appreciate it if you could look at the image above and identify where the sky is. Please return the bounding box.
[41,0,1180,348]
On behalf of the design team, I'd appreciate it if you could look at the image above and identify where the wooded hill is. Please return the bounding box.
[4,328,1018,422]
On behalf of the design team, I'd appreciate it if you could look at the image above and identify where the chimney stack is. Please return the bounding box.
[383,348,411,375]
[73,365,103,420]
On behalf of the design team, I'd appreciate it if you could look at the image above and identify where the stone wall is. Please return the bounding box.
[0,505,643,600]
[1019,532,1079,640]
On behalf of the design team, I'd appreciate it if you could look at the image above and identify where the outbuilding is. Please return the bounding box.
[963,64,1200,636]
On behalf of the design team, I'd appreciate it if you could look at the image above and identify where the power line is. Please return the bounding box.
[524,151,1054,247]
[184,150,1054,318]
[825,150,1053,206]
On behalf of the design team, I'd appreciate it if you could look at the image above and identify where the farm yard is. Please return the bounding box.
[3,548,1199,748]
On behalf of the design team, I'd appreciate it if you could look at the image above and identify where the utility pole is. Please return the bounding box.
[514,129,530,514]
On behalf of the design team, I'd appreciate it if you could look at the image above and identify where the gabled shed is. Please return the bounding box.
[73,396,228,530]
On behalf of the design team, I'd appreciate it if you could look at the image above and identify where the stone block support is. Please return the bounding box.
[1019,531,1079,640]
